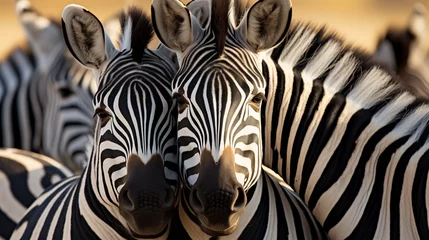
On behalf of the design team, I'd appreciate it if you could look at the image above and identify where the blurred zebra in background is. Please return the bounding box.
[373,3,429,99]
[0,0,96,172]
[0,148,72,239]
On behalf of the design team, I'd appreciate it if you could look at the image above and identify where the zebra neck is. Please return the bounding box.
[178,173,268,239]
[0,48,41,151]
[261,24,429,238]
[70,164,135,239]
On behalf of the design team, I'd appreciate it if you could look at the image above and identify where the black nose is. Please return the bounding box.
[118,154,176,236]
[186,147,247,236]
[119,184,175,212]
[189,185,246,214]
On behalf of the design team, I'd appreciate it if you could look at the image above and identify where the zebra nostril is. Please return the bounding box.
[189,188,204,213]
[232,186,246,212]
[119,188,135,212]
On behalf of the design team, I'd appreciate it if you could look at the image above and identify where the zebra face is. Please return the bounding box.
[62,5,179,237]
[92,60,178,236]
[153,0,292,235]
[41,55,94,172]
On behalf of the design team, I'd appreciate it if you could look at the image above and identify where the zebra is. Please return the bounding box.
[0,0,96,172]
[10,3,328,239]
[11,5,180,239]
[373,2,429,99]
[151,0,298,235]
[0,148,73,239]
[153,0,429,239]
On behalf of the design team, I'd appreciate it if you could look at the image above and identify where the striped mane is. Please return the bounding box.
[119,7,154,62]
[277,22,404,101]
[274,21,429,140]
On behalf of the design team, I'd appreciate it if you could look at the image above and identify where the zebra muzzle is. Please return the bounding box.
[188,147,247,236]
[118,154,175,236]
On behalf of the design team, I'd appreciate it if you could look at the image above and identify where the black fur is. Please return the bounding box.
[211,0,230,57]
[119,7,154,63]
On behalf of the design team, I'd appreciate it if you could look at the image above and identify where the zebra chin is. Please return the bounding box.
[118,154,176,236]
[188,147,247,236]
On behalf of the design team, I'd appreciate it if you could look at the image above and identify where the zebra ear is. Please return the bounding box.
[408,3,428,43]
[15,0,63,67]
[61,4,116,70]
[186,0,210,28]
[151,0,195,52]
[372,40,398,71]
[239,0,292,52]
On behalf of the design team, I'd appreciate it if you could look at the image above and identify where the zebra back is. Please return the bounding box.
[260,15,429,240]
[0,148,72,239]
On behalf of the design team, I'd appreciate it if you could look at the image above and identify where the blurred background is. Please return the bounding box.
[0,0,428,58]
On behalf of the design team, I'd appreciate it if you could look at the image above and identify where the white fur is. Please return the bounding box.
[347,67,398,109]
[324,52,358,94]
[120,17,132,51]
[280,26,316,67]
[302,40,341,81]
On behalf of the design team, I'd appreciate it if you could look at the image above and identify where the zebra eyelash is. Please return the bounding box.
[93,108,112,119]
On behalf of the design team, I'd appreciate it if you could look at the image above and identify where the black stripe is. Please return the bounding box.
[239,174,269,239]
[389,141,422,240]
[412,148,429,238]
[320,121,398,231]
[347,137,408,239]
[281,69,304,181]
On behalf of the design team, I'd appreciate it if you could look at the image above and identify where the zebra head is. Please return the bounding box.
[62,5,179,237]
[15,0,94,171]
[152,0,292,236]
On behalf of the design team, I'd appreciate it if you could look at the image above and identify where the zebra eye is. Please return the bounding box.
[173,94,189,114]
[94,108,111,122]
[58,87,75,98]
[249,93,265,111]
[251,93,265,104]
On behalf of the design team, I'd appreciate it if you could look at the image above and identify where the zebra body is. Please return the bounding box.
[262,20,429,240]
[151,0,326,237]
[12,5,179,239]
[0,148,72,239]
[0,0,96,171]
[152,0,429,238]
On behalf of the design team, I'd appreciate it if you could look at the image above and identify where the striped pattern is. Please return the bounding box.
[0,0,96,172]
[261,22,429,239]
[11,6,179,239]
[0,45,94,172]
[0,148,72,239]
[173,166,327,239]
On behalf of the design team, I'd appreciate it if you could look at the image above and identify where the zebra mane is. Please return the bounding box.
[277,21,401,96]
[277,21,429,140]
[119,7,154,62]
[211,0,230,57]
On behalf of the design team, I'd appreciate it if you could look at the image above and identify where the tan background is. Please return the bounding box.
[0,0,428,59]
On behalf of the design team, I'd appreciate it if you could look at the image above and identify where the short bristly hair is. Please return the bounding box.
[119,7,154,62]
